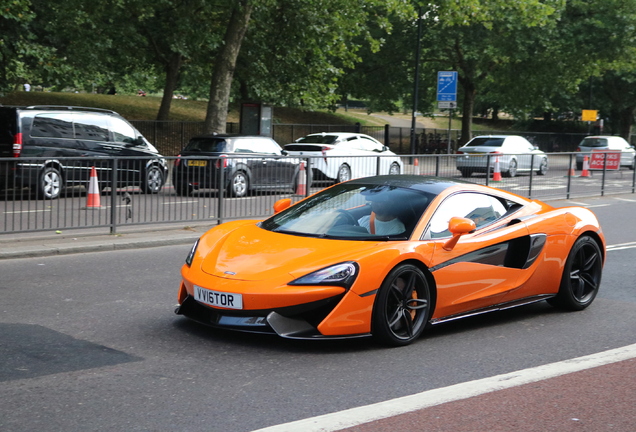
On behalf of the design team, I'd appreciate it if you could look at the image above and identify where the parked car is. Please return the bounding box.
[172,134,300,197]
[575,136,636,170]
[175,175,605,346]
[0,105,167,199]
[456,135,548,178]
[283,132,402,183]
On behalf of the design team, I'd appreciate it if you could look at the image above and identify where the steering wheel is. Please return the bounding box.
[335,209,359,226]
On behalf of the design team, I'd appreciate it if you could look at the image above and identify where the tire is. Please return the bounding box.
[388,162,400,175]
[335,164,351,184]
[372,264,432,347]
[174,180,192,196]
[459,169,473,178]
[537,157,548,175]
[37,166,63,199]
[548,235,602,311]
[140,165,164,194]
[504,159,517,178]
[228,171,249,197]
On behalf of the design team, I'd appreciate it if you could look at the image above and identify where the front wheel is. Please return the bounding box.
[504,159,517,178]
[228,171,249,197]
[537,157,548,175]
[548,235,602,311]
[372,264,431,347]
[140,166,164,194]
[388,162,400,175]
[37,166,63,199]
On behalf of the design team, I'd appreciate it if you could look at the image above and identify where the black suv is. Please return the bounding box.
[172,134,300,197]
[0,105,167,199]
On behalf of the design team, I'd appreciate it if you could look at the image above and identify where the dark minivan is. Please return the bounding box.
[172,134,300,197]
[0,105,167,199]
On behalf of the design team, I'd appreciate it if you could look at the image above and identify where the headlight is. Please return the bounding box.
[185,238,200,266]
[289,262,359,288]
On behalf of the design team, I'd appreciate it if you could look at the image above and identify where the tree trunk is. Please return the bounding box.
[459,82,476,147]
[156,53,183,121]
[618,106,636,140]
[204,0,253,134]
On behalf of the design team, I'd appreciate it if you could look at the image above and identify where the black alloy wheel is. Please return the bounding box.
[372,264,431,346]
[548,235,602,311]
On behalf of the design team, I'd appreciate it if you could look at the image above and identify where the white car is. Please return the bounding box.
[283,132,402,183]
[456,135,548,178]
[575,136,636,170]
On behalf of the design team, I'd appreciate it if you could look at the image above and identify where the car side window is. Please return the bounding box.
[31,114,74,139]
[109,117,137,144]
[74,114,110,141]
[425,193,507,239]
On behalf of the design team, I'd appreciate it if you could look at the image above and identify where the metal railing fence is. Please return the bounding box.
[1,153,634,235]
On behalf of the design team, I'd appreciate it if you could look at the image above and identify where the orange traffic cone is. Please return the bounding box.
[295,162,307,195]
[567,158,576,177]
[580,155,591,177]
[413,158,420,175]
[492,156,502,181]
[86,166,101,208]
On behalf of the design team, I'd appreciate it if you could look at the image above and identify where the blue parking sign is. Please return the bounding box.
[437,71,457,102]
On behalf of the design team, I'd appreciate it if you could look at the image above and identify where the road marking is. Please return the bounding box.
[4,209,52,214]
[163,200,199,205]
[607,241,636,251]
[614,197,636,202]
[253,343,636,432]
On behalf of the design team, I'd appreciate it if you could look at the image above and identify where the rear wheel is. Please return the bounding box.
[228,171,248,197]
[458,168,473,178]
[335,164,351,184]
[548,235,602,311]
[141,166,164,194]
[174,180,192,196]
[37,166,63,199]
[372,264,431,347]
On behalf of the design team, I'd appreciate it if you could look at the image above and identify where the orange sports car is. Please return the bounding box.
[175,175,605,346]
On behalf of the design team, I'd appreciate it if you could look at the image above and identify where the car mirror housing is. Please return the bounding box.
[273,198,292,214]
[443,217,476,251]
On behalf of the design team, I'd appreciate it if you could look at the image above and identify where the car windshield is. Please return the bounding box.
[260,182,434,240]
[296,135,339,145]
[580,138,608,148]
[466,137,505,147]
[183,137,228,153]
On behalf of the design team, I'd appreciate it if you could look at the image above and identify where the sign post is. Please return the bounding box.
[437,71,457,154]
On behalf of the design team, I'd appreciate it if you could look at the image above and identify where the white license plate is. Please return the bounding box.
[194,285,243,310]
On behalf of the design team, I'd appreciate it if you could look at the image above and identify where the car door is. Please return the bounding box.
[232,138,269,187]
[424,192,533,319]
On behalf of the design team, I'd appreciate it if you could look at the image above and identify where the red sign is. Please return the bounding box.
[590,150,621,170]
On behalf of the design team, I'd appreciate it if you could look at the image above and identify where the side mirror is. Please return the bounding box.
[443,217,476,251]
[281,150,288,156]
[273,198,292,214]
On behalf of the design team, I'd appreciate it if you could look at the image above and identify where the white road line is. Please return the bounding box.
[3,209,51,214]
[614,197,636,202]
[253,343,636,432]
[607,242,636,251]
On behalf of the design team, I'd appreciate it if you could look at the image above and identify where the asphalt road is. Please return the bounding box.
[1,195,635,432]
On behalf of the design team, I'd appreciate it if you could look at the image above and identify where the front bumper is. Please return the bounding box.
[175,293,370,340]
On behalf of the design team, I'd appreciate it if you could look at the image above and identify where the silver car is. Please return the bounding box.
[456,135,548,178]
[575,136,636,170]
